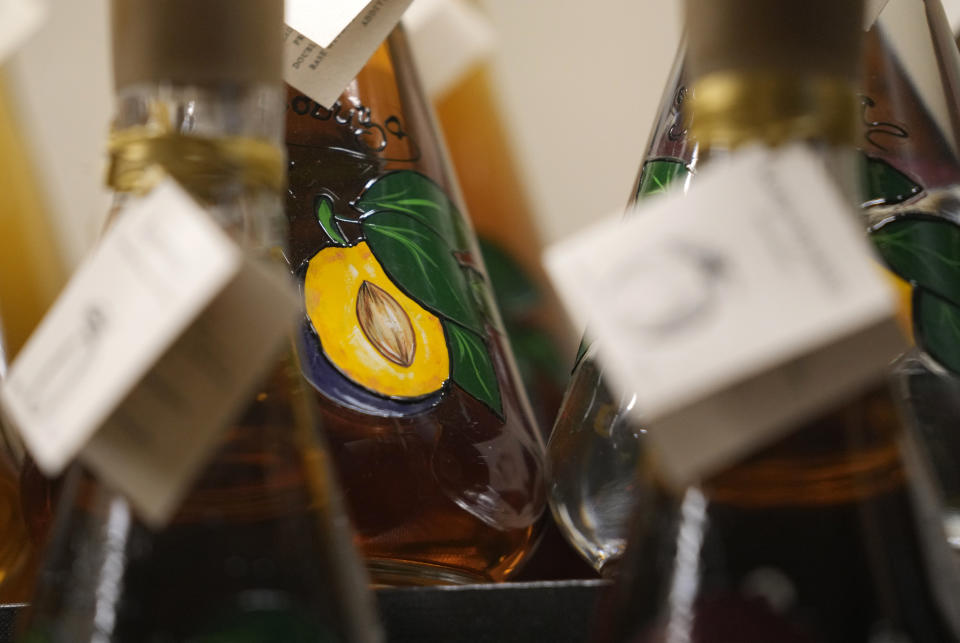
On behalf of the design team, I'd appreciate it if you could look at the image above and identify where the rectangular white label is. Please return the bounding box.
[284,0,414,108]
[545,146,905,487]
[285,0,372,49]
[1,180,299,524]
[0,0,45,63]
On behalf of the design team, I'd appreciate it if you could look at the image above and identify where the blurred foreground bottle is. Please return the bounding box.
[859,0,960,550]
[546,46,698,574]
[404,0,574,434]
[19,1,382,641]
[284,24,546,585]
[551,0,960,574]
[593,1,960,641]
[0,69,69,601]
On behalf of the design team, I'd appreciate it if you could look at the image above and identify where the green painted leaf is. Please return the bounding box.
[634,158,690,200]
[871,215,960,307]
[362,211,482,334]
[356,171,471,251]
[445,321,502,416]
[860,155,923,208]
[916,288,960,375]
[316,195,349,246]
[479,237,541,317]
[573,336,591,371]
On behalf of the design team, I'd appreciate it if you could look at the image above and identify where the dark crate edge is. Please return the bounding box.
[1,580,610,643]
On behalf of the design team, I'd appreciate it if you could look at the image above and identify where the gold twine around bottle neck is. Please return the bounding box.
[106,127,285,203]
[689,71,858,150]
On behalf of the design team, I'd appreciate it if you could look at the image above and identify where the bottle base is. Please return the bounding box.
[367,558,493,587]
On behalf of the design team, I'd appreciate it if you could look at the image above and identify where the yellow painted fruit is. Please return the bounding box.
[304,242,450,398]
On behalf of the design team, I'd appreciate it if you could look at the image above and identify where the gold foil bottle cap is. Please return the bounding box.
[684,0,866,147]
[684,0,865,83]
[112,0,283,88]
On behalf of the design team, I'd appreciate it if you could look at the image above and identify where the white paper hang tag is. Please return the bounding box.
[1,179,299,525]
[80,258,297,527]
[0,0,46,63]
[545,145,906,488]
[284,0,414,108]
[864,0,890,29]
[286,0,373,49]
[403,0,497,98]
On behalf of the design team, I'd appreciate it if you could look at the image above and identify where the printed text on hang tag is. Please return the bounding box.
[545,146,905,487]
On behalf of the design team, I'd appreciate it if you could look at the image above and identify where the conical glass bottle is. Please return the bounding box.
[0,69,69,602]
[404,0,574,434]
[592,1,960,641]
[859,0,960,550]
[18,1,382,641]
[284,25,546,585]
[546,45,698,574]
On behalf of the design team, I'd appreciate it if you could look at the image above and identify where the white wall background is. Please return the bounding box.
[5,0,680,266]
[476,0,681,243]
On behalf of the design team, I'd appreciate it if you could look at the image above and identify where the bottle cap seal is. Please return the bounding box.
[112,0,283,88]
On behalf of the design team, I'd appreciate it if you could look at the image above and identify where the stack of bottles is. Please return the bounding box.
[1,0,960,642]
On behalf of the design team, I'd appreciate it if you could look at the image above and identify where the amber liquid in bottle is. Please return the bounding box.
[593,387,959,643]
[23,356,378,641]
[0,451,33,604]
[285,31,545,585]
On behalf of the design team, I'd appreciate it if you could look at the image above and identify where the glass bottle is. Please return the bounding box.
[592,1,960,641]
[18,1,382,641]
[407,0,575,435]
[284,25,546,585]
[0,69,68,603]
[546,45,697,574]
[859,0,960,550]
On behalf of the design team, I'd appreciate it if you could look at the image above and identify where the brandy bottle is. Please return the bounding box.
[546,44,698,574]
[593,1,960,641]
[284,25,546,585]
[18,1,382,641]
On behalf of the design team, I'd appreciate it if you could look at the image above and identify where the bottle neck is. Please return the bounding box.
[689,71,858,151]
[107,83,286,250]
[687,70,862,206]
